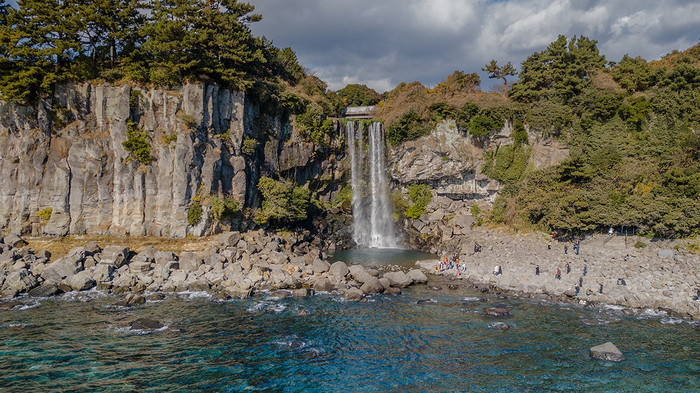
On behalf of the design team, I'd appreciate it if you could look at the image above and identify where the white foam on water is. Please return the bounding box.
[177,291,211,300]
[660,317,684,325]
[601,304,626,312]
[462,297,482,302]
[18,302,41,310]
[247,300,287,314]
[5,323,34,328]
[108,324,170,335]
[637,308,669,319]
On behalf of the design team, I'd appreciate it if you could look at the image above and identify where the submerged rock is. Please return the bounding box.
[590,342,625,362]
[28,283,62,298]
[115,294,146,307]
[483,307,511,318]
[130,318,163,330]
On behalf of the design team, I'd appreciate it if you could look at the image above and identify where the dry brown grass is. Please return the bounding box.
[378,82,511,126]
[26,235,220,262]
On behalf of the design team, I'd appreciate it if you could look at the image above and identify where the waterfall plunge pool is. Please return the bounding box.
[329,247,436,269]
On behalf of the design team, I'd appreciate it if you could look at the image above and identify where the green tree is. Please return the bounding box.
[0,0,86,102]
[127,0,264,88]
[254,177,313,226]
[433,70,481,94]
[336,84,382,106]
[510,35,606,102]
[482,59,517,87]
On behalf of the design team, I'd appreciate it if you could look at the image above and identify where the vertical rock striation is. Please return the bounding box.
[0,83,249,237]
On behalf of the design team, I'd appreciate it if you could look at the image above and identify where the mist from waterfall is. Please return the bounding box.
[346,120,398,248]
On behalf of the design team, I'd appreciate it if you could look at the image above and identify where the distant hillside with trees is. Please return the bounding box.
[380,37,699,238]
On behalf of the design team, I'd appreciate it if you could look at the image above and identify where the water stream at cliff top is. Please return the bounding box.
[347,120,397,248]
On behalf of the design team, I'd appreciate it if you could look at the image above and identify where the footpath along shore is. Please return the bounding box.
[416,228,700,320]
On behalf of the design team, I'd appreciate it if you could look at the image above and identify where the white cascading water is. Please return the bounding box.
[347,120,398,248]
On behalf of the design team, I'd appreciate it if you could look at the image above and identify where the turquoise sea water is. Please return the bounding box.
[1,250,698,392]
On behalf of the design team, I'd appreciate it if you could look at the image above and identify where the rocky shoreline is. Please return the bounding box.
[414,227,700,321]
[2,228,698,322]
[0,231,427,305]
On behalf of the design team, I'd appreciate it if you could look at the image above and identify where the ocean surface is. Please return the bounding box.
[1,249,698,392]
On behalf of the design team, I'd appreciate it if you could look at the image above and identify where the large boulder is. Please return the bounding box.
[155,251,178,265]
[41,255,84,284]
[313,278,334,292]
[383,271,412,288]
[131,246,157,264]
[3,234,27,249]
[3,269,38,292]
[99,245,130,268]
[590,342,625,362]
[65,271,96,291]
[312,259,330,274]
[27,283,62,298]
[344,287,364,301]
[93,264,114,283]
[657,249,675,259]
[178,252,204,272]
[348,265,372,284]
[330,261,349,279]
[407,269,428,284]
[360,277,384,295]
[217,231,241,247]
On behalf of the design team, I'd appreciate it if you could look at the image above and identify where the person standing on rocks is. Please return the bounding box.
[564,245,568,255]
[583,265,588,276]
[579,276,583,287]
[536,265,540,276]
[556,268,561,280]
[599,283,603,294]
[566,263,570,274]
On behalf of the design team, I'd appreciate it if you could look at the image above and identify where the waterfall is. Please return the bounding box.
[346,120,398,248]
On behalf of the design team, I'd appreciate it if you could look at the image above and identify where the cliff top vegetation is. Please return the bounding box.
[379,37,699,239]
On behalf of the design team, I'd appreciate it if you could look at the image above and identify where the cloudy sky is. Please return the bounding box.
[249,0,700,92]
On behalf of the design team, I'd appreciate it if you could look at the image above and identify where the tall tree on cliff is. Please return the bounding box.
[481,59,517,90]
[0,0,87,102]
[78,0,145,74]
[509,35,607,102]
[127,0,265,89]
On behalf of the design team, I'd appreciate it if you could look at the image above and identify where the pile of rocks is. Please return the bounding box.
[0,231,428,302]
[417,227,700,320]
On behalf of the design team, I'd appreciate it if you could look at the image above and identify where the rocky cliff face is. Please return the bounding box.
[0,83,345,238]
[388,119,569,251]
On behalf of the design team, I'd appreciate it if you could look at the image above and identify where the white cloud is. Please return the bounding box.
[250,0,700,92]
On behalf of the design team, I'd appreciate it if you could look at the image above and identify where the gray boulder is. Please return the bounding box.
[27,283,62,298]
[360,277,384,295]
[383,271,412,288]
[292,288,314,297]
[3,234,27,249]
[41,255,84,284]
[407,269,428,284]
[312,259,330,274]
[657,249,675,259]
[155,251,178,265]
[83,241,102,256]
[483,307,511,318]
[313,278,334,292]
[65,271,96,291]
[330,261,349,279]
[590,342,625,362]
[131,246,157,264]
[93,264,114,282]
[3,269,38,292]
[99,245,130,268]
[217,231,241,247]
[178,252,204,271]
[349,265,372,284]
[115,294,146,307]
[344,287,364,301]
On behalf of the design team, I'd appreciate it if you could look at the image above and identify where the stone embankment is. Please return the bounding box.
[0,231,427,303]
[416,227,700,320]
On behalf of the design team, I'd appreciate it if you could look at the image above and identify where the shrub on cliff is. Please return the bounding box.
[404,184,431,219]
[387,110,431,145]
[122,122,153,165]
[210,196,240,222]
[254,177,314,226]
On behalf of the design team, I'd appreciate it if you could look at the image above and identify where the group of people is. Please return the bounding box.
[548,233,581,256]
[437,254,466,274]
